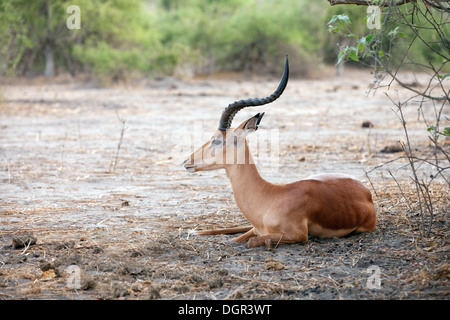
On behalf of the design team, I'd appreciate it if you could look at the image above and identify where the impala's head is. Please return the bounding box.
[183,113,266,172]
[183,56,289,173]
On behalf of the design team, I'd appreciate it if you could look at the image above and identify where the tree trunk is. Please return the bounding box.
[44,43,55,77]
[336,59,345,76]
[43,0,54,77]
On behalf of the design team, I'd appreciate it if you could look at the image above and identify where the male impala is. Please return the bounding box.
[183,57,376,248]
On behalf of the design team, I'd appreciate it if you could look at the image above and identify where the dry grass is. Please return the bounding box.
[0,71,448,300]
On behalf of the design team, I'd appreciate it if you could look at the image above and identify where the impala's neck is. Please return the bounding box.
[224,144,278,228]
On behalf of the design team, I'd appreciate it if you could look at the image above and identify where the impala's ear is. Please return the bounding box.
[243,113,265,132]
[233,113,264,140]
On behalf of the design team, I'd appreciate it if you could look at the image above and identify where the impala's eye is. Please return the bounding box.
[211,139,222,146]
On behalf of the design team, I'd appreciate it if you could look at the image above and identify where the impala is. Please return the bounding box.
[183,57,376,248]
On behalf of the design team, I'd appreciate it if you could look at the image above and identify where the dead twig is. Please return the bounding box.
[110,110,126,174]
[387,169,412,211]
[20,239,33,255]
[364,169,379,198]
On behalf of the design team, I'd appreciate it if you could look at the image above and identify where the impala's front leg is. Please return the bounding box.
[231,228,256,243]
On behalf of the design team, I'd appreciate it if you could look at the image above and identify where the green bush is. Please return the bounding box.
[1,0,445,79]
[152,0,329,76]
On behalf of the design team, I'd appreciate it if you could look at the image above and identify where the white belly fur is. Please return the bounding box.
[308,221,356,238]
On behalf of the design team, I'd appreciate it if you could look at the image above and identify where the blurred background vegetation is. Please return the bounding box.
[0,0,446,81]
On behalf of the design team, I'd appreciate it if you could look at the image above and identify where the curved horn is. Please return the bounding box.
[218,55,289,131]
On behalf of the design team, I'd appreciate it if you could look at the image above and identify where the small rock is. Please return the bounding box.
[12,232,37,249]
[39,261,54,272]
[208,277,223,289]
[380,145,403,153]
[362,121,374,128]
[217,269,229,276]
[131,282,143,293]
[41,269,57,281]
[265,258,285,271]
[147,286,161,299]
[114,287,130,298]
[5,254,27,264]
[81,277,96,290]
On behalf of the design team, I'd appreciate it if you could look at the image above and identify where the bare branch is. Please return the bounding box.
[384,67,449,101]
[388,170,412,211]
[327,0,414,7]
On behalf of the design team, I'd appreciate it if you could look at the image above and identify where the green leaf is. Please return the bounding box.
[337,49,346,65]
[337,46,360,64]
[347,48,359,62]
[339,14,351,25]
[359,36,367,46]
[365,34,375,43]
[357,42,364,51]
[444,127,450,136]
[387,27,407,40]
[328,24,340,33]
[378,50,385,57]
[328,14,351,26]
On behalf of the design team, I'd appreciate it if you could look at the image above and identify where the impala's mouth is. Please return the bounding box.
[183,160,197,172]
[184,165,196,172]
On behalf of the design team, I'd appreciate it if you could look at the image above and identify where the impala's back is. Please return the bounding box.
[288,174,376,238]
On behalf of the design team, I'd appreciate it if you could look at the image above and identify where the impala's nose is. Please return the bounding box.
[182,158,196,172]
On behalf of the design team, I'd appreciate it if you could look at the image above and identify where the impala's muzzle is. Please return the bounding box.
[182,159,197,172]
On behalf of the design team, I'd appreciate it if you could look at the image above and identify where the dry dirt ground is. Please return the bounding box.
[0,68,448,300]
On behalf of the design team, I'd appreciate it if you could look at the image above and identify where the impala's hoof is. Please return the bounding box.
[265,239,275,251]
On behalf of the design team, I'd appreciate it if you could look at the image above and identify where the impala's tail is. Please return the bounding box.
[196,226,253,236]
